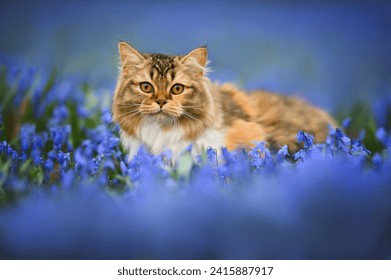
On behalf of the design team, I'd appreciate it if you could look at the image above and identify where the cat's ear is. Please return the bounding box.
[181,47,208,75]
[118,41,145,67]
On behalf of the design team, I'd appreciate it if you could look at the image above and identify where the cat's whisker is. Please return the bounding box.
[173,117,177,129]
[114,104,140,110]
[112,102,142,106]
[113,102,140,105]
[180,114,209,132]
[162,108,182,117]
[182,111,212,128]
[180,105,205,109]
[107,123,121,135]
[114,105,142,111]
[114,110,141,118]
[135,112,147,128]
[181,109,214,118]
[182,107,215,119]
[170,117,176,129]
[118,108,141,113]
[174,116,180,129]
[180,115,206,133]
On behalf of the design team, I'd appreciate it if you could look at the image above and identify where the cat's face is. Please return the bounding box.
[112,42,213,139]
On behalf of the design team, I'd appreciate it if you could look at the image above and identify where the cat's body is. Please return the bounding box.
[113,42,336,161]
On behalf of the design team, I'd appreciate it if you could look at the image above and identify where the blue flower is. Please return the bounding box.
[376,127,386,142]
[19,124,36,152]
[101,108,113,125]
[6,145,13,156]
[50,125,71,150]
[372,153,383,169]
[61,170,74,189]
[98,172,109,185]
[297,130,315,149]
[52,104,69,124]
[32,135,44,149]
[31,148,42,165]
[5,64,19,87]
[293,149,308,161]
[334,128,351,153]
[57,151,70,167]
[342,118,351,129]
[263,148,274,168]
[74,149,88,170]
[251,156,263,169]
[20,134,30,152]
[277,145,290,157]
[10,148,19,161]
[120,161,128,175]
[44,159,54,172]
[206,147,217,166]
[375,127,389,147]
[248,143,269,170]
[77,106,89,119]
[20,153,28,162]
[104,158,115,171]
[0,141,18,161]
[351,139,371,156]
[0,140,6,154]
[48,150,57,161]
[47,80,82,104]
[217,165,230,183]
[11,67,35,107]
[221,147,236,165]
[248,142,265,158]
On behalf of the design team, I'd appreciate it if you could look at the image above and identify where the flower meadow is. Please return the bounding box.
[0,56,391,260]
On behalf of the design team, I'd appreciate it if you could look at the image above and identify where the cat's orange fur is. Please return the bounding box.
[112,42,336,161]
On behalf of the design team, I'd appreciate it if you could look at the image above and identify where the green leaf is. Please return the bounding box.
[0,160,12,187]
[0,66,15,108]
[69,102,82,148]
[197,145,208,165]
[31,166,44,185]
[18,159,32,176]
[176,152,194,178]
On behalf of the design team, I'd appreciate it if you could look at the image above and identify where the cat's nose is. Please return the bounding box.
[156,99,167,108]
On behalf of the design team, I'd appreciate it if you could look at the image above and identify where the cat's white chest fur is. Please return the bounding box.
[120,120,224,161]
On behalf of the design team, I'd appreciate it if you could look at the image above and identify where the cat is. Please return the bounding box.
[112,41,336,162]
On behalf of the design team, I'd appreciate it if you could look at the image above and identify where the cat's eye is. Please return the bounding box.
[140,82,154,93]
[171,84,185,95]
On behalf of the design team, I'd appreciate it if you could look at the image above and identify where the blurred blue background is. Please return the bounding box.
[1,0,390,111]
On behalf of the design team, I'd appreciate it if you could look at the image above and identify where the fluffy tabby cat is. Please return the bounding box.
[112,41,336,161]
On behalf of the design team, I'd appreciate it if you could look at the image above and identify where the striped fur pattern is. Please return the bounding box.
[112,42,336,160]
